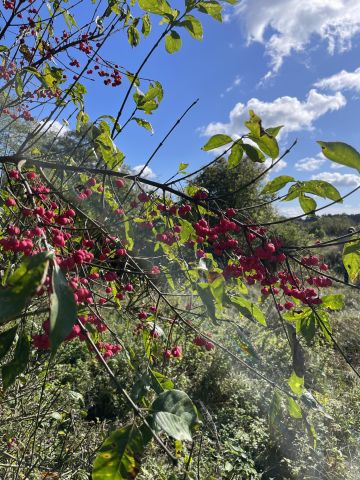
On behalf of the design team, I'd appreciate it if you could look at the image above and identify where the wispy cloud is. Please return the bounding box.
[295,153,326,172]
[314,66,360,92]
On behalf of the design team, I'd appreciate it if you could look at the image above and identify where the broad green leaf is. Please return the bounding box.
[245,111,280,159]
[249,134,279,160]
[209,275,225,311]
[150,370,174,393]
[288,370,304,396]
[2,334,30,390]
[150,390,198,441]
[228,143,243,168]
[49,263,77,351]
[262,176,295,194]
[299,194,316,214]
[15,72,23,97]
[0,326,18,362]
[127,25,140,47]
[178,162,188,173]
[321,294,345,311]
[180,15,203,40]
[165,31,182,53]
[0,45,9,52]
[138,0,176,18]
[266,125,283,137]
[231,296,267,326]
[92,424,151,480]
[76,110,90,132]
[287,397,302,419]
[242,143,265,162]
[317,141,360,172]
[141,14,151,36]
[302,180,342,202]
[197,1,222,21]
[0,252,50,324]
[202,134,233,151]
[343,240,360,283]
[297,314,316,344]
[132,117,153,133]
[316,310,332,343]
[197,284,219,324]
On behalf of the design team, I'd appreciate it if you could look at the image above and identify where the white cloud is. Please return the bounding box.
[203,89,346,139]
[221,75,242,97]
[314,66,360,92]
[236,0,360,75]
[39,119,69,136]
[132,164,156,179]
[295,153,326,172]
[277,201,360,216]
[311,171,360,187]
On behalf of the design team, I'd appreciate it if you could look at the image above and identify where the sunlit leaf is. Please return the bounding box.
[262,176,295,194]
[165,31,182,53]
[92,424,151,480]
[317,141,360,172]
[202,134,232,151]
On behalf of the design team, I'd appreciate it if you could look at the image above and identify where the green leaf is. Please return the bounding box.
[262,175,295,194]
[49,263,77,351]
[297,314,316,344]
[15,72,23,97]
[2,334,30,390]
[317,310,332,342]
[150,370,174,393]
[231,296,267,326]
[287,397,302,419]
[250,134,279,160]
[0,326,18,362]
[178,162,188,173]
[202,134,233,151]
[228,142,243,168]
[266,125,283,137]
[141,14,151,36]
[342,240,360,283]
[165,31,182,53]
[321,294,345,311]
[197,1,223,22]
[242,143,265,162]
[150,390,199,441]
[132,117,153,133]
[0,252,50,325]
[180,15,203,40]
[302,180,342,202]
[138,0,176,18]
[92,424,152,480]
[288,370,304,396]
[127,25,140,47]
[299,194,317,214]
[197,284,219,324]
[0,45,9,52]
[317,141,360,173]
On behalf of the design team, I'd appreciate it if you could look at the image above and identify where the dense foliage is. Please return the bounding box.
[0,0,359,479]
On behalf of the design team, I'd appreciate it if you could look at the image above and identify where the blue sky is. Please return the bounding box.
[80,0,360,216]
